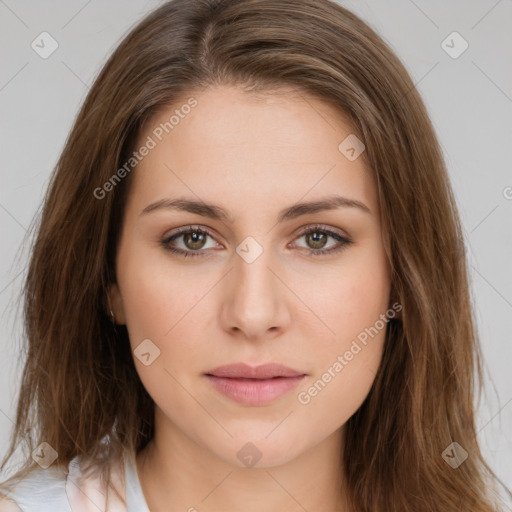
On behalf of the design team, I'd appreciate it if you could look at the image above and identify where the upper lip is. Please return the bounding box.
[206,363,305,379]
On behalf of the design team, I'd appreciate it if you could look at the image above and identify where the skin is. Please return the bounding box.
[109,85,391,512]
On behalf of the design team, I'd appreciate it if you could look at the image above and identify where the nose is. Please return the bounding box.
[219,246,292,343]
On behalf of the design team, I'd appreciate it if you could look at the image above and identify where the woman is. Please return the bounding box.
[1,0,509,510]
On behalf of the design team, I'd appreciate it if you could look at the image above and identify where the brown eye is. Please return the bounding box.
[304,231,328,250]
[293,225,353,256]
[161,224,353,259]
[182,231,208,250]
[162,227,219,258]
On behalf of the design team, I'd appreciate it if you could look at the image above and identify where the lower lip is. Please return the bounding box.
[205,375,306,406]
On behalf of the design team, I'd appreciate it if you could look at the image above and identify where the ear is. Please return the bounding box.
[107,282,127,325]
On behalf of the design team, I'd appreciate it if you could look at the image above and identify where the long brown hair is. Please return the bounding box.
[1,0,509,510]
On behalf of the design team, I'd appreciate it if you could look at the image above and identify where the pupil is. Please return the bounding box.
[185,232,206,249]
[308,232,326,249]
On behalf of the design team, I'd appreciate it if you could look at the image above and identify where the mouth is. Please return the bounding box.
[204,363,307,406]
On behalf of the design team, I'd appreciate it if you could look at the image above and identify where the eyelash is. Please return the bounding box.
[161,224,353,259]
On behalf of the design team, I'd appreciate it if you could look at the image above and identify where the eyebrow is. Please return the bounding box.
[139,195,372,222]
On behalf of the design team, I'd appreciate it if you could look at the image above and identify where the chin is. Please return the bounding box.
[204,428,315,469]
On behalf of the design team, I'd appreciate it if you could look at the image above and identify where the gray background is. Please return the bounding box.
[1,0,511,503]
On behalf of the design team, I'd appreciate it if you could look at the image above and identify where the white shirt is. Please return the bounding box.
[0,453,150,512]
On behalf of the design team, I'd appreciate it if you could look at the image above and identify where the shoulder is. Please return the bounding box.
[0,455,127,512]
[0,460,71,511]
[0,493,22,512]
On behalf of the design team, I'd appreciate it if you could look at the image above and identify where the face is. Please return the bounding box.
[109,85,392,468]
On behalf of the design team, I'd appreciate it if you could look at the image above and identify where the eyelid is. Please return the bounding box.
[163,223,349,242]
[288,224,353,254]
[163,224,224,244]
[161,223,352,258]
[161,224,224,253]
[292,223,348,239]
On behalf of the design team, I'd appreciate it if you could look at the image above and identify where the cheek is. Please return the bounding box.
[117,239,206,340]
[291,245,389,425]
[295,315,387,434]
[295,247,390,347]
[117,251,213,412]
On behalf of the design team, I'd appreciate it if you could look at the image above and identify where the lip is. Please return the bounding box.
[205,363,306,406]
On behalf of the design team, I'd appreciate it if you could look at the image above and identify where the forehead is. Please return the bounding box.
[126,85,377,221]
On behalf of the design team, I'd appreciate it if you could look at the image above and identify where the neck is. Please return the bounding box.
[136,413,348,512]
